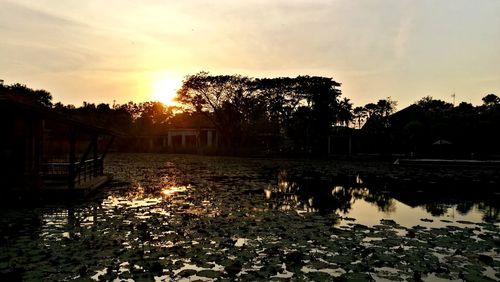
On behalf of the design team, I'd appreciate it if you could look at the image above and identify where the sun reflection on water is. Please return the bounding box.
[124,183,145,199]
[161,185,190,197]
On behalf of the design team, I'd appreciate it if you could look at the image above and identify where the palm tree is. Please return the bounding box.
[337,97,353,127]
[353,106,368,129]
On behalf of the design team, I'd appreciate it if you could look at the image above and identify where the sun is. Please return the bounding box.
[152,77,182,106]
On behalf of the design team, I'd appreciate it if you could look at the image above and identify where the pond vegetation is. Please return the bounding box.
[1,153,499,281]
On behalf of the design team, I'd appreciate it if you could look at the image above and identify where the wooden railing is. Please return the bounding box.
[75,158,104,184]
[41,157,104,187]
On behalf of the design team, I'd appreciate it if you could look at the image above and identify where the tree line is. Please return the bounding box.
[1,74,499,157]
[380,94,500,158]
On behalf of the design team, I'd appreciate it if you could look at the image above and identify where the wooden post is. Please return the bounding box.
[32,116,43,189]
[196,130,200,149]
[327,135,331,155]
[68,129,76,189]
[74,136,95,182]
[207,130,213,147]
[100,135,115,174]
[348,134,352,157]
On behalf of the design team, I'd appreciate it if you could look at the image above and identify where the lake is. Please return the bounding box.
[1,153,499,281]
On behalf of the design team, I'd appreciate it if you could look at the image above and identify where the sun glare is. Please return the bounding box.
[161,185,189,196]
[152,76,182,106]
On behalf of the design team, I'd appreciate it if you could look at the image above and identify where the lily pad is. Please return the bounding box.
[177,269,197,278]
[196,269,222,278]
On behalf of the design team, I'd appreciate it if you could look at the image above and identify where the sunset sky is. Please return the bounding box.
[1,0,499,108]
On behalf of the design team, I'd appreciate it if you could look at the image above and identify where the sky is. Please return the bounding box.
[1,0,499,109]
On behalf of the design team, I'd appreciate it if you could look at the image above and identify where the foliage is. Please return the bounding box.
[482,94,499,107]
[3,78,499,157]
[0,83,53,107]
[363,95,500,157]
[177,72,344,154]
[360,98,397,131]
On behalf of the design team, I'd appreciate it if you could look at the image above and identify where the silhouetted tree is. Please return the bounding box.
[1,83,52,107]
[363,98,397,129]
[482,94,499,107]
[178,72,343,154]
[292,76,342,153]
[377,98,397,118]
[337,97,353,127]
[138,102,172,125]
[455,102,474,112]
[364,103,378,118]
[353,106,367,129]
[177,72,256,149]
[14,76,499,158]
[416,96,453,112]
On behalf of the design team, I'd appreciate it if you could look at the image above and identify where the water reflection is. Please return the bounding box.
[1,153,499,281]
[161,185,189,197]
[265,169,499,225]
[265,170,394,215]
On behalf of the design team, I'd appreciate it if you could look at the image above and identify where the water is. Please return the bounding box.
[0,153,498,281]
[264,169,498,227]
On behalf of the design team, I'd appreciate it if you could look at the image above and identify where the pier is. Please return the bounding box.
[1,89,115,198]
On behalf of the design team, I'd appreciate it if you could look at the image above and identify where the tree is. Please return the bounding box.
[337,97,353,127]
[482,94,499,107]
[455,102,474,112]
[177,72,252,115]
[254,76,301,128]
[362,98,397,129]
[1,83,53,107]
[364,103,378,118]
[281,75,342,153]
[416,96,452,111]
[137,102,172,125]
[376,98,397,117]
[353,106,367,129]
[177,72,344,154]
[177,72,255,148]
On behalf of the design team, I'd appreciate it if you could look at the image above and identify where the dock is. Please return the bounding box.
[40,159,112,197]
[1,89,117,199]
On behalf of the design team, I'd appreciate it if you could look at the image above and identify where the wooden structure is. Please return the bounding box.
[0,90,115,198]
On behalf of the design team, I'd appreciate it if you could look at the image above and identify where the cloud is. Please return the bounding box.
[0,1,99,74]
[0,0,87,30]
[0,0,498,107]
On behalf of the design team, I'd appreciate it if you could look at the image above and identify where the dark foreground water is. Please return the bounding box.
[1,153,499,281]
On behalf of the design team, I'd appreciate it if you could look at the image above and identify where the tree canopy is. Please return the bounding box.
[177,72,344,153]
[3,78,499,157]
[1,83,53,107]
